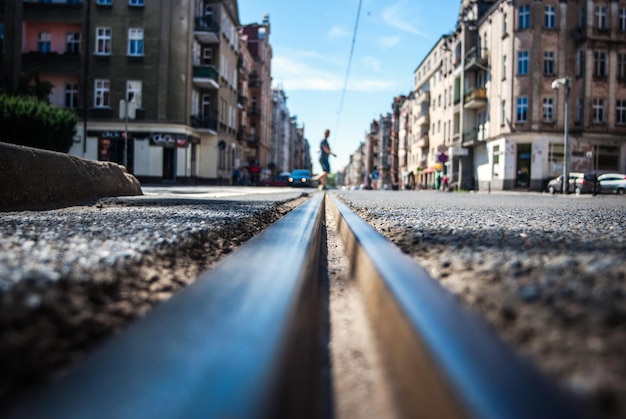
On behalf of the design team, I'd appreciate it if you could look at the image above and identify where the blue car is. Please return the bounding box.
[287,169,316,187]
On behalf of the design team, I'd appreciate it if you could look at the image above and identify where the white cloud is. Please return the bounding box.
[272,53,395,92]
[328,25,350,39]
[381,0,429,37]
[348,78,396,92]
[363,56,381,71]
[378,36,401,48]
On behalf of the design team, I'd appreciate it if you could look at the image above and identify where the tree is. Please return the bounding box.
[16,71,54,103]
[0,94,77,153]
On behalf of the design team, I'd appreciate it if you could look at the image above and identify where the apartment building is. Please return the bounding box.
[408,0,626,192]
[270,86,290,174]
[1,0,260,185]
[241,15,271,179]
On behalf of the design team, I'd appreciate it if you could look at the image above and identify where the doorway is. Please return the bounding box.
[163,148,176,181]
[516,143,531,187]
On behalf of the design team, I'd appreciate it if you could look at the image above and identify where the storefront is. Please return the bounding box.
[80,130,199,183]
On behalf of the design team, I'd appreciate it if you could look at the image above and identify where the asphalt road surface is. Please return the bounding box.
[334,189,626,419]
[1,186,624,418]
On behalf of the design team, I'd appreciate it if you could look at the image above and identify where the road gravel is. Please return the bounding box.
[334,190,626,419]
[0,190,307,412]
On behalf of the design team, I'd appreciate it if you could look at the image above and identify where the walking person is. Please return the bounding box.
[316,129,335,189]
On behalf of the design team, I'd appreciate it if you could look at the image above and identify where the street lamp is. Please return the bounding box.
[119,99,136,168]
[551,77,570,194]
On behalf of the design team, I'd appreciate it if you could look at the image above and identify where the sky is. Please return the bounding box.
[238,0,461,175]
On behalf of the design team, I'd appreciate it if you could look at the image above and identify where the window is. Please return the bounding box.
[595,145,620,170]
[543,98,555,122]
[503,13,508,36]
[493,145,500,177]
[617,100,626,124]
[65,83,79,109]
[95,27,112,55]
[579,6,586,28]
[619,54,626,79]
[620,9,626,31]
[129,0,144,5]
[502,55,507,80]
[126,80,142,107]
[544,51,555,76]
[128,28,144,56]
[596,6,608,29]
[576,98,583,124]
[38,32,51,54]
[549,143,564,173]
[517,50,529,75]
[594,51,607,77]
[545,5,556,29]
[516,97,528,122]
[576,49,585,77]
[202,48,212,65]
[519,5,530,29]
[94,79,110,108]
[592,98,606,123]
[97,0,112,4]
[501,100,506,126]
[66,32,80,55]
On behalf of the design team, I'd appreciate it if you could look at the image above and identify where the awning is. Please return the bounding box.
[422,167,435,174]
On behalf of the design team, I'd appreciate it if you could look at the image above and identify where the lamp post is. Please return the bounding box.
[551,77,570,194]
[119,99,136,169]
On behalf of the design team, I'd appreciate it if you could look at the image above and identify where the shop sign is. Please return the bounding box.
[99,131,123,138]
[449,146,469,156]
[151,134,188,148]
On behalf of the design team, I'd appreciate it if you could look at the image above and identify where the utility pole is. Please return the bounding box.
[119,99,136,169]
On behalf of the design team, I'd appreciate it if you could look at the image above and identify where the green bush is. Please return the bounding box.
[0,94,77,153]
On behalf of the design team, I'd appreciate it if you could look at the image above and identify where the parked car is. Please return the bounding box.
[597,173,626,195]
[547,172,598,194]
[287,169,316,187]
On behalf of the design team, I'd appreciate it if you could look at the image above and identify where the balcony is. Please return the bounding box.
[464,87,487,109]
[464,47,489,72]
[415,90,430,106]
[247,107,261,117]
[22,51,81,75]
[194,16,220,44]
[462,127,486,147]
[238,94,248,108]
[415,132,429,148]
[415,113,429,126]
[247,134,259,146]
[190,114,217,132]
[193,65,219,89]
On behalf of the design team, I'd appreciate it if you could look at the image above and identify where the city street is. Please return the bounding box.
[1,187,625,417]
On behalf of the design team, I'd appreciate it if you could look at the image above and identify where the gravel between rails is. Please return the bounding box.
[0,194,308,413]
[335,190,626,419]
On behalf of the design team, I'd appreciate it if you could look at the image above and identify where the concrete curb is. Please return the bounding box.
[0,142,142,211]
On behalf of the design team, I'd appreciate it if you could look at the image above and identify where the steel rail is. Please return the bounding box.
[327,193,591,419]
[8,192,327,419]
[7,191,593,419]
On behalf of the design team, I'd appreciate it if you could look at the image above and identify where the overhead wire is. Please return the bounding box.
[334,0,363,142]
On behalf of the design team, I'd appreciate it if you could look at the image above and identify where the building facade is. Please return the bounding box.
[1,0,283,185]
[419,0,626,191]
[241,15,272,181]
[346,0,626,192]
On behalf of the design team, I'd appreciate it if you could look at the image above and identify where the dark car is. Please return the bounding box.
[266,172,291,187]
[547,172,598,194]
[287,169,316,188]
[597,173,626,195]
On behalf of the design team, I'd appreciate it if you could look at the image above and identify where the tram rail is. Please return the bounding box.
[8,192,590,418]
